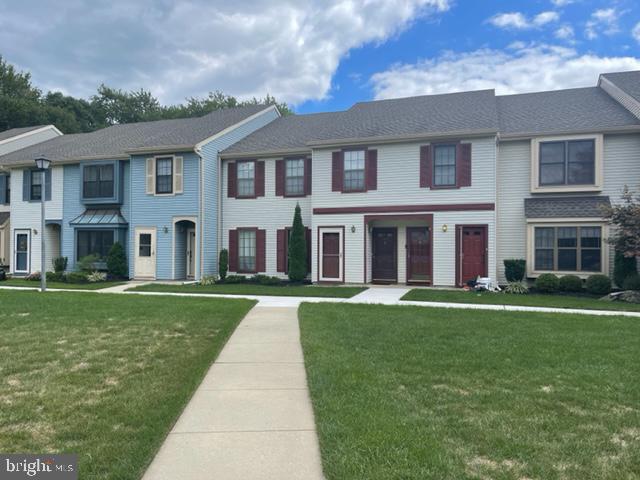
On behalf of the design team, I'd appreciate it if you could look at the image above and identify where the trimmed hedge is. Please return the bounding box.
[504,259,526,282]
[535,273,559,293]
[585,274,612,295]
[558,275,583,293]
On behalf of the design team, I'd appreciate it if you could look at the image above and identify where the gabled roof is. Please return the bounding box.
[600,71,640,103]
[0,125,60,143]
[497,87,640,137]
[223,90,498,156]
[0,105,273,166]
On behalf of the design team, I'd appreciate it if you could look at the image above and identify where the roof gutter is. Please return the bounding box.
[220,147,311,160]
[306,129,499,148]
[499,124,640,141]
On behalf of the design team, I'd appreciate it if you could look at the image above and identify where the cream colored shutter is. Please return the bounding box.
[146,158,155,194]
[174,156,183,194]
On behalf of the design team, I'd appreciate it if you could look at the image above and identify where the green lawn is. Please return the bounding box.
[299,303,640,480]
[130,282,367,298]
[0,290,254,480]
[1,279,126,290]
[402,288,640,312]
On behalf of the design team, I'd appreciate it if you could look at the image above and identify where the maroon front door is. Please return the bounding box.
[407,227,431,284]
[322,232,340,279]
[372,228,397,283]
[458,225,488,286]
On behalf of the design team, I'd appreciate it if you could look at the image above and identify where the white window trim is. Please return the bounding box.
[526,219,609,278]
[530,134,603,193]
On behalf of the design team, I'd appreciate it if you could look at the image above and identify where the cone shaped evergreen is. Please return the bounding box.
[288,203,307,282]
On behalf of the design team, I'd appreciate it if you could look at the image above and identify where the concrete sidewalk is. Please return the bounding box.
[142,306,324,480]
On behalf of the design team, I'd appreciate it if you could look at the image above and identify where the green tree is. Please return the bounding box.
[219,248,229,281]
[602,186,640,258]
[106,242,128,279]
[288,203,307,282]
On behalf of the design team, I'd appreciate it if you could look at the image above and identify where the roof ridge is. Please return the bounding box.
[497,86,599,98]
[350,89,496,108]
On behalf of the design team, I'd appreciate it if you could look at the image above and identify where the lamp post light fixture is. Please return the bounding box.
[34,155,51,293]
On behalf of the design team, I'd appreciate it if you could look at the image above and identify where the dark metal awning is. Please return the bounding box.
[70,209,128,226]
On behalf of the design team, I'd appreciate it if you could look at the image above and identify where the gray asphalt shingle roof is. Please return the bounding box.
[0,125,48,142]
[601,71,640,102]
[497,87,640,136]
[524,196,611,218]
[223,89,499,155]
[0,105,268,166]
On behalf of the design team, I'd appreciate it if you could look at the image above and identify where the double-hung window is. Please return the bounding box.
[30,171,43,201]
[238,229,256,272]
[237,161,255,197]
[77,230,114,261]
[285,159,305,196]
[83,164,114,198]
[534,225,602,272]
[539,139,595,186]
[433,145,456,187]
[156,157,173,194]
[343,150,365,192]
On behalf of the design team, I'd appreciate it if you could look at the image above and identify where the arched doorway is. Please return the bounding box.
[174,219,197,280]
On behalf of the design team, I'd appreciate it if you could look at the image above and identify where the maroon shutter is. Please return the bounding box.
[366,149,377,191]
[420,145,432,188]
[228,162,237,198]
[256,229,266,272]
[277,229,286,272]
[256,161,265,197]
[228,229,238,271]
[275,160,284,196]
[458,143,472,187]
[304,157,312,195]
[305,227,311,272]
[332,151,343,192]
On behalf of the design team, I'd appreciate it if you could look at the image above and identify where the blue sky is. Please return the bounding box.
[0,0,638,114]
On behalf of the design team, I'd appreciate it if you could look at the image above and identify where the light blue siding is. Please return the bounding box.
[128,152,200,279]
[199,107,280,276]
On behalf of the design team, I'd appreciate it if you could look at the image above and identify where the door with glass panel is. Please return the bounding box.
[134,227,156,279]
[14,230,30,274]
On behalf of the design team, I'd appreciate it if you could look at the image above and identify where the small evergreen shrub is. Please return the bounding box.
[585,274,612,295]
[504,259,526,282]
[558,275,583,293]
[222,275,247,284]
[65,271,89,284]
[288,203,308,283]
[613,251,638,288]
[219,249,229,281]
[504,281,528,294]
[106,242,128,279]
[46,271,65,282]
[77,254,100,273]
[53,256,68,273]
[0,268,6,281]
[622,274,640,291]
[250,274,283,286]
[534,273,559,293]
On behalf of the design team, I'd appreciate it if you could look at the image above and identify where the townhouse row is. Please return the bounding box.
[1,70,639,286]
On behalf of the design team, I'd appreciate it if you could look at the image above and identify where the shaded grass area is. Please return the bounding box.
[402,288,640,312]
[1,279,126,290]
[299,302,640,480]
[0,291,254,480]
[130,282,367,298]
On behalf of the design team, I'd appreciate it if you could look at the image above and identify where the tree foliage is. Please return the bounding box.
[288,203,308,283]
[602,186,640,258]
[0,55,292,134]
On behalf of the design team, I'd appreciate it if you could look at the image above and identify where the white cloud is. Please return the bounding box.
[585,8,620,39]
[633,22,640,43]
[370,44,640,99]
[551,0,576,6]
[0,0,450,106]
[555,24,575,40]
[488,11,559,30]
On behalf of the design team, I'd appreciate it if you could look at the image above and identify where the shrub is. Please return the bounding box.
[46,271,65,282]
[87,271,107,283]
[504,281,528,294]
[613,251,638,288]
[250,274,283,286]
[65,271,88,284]
[535,273,559,293]
[106,242,128,279]
[200,275,217,286]
[53,256,68,273]
[25,271,41,281]
[622,274,640,291]
[219,249,228,281]
[0,268,6,281]
[222,275,247,284]
[504,259,526,282]
[558,274,583,293]
[77,254,100,273]
[288,203,308,283]
[585,274,612,295]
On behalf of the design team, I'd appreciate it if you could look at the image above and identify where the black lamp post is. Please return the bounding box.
[34,156,51,292]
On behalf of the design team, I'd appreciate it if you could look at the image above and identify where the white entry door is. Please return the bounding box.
[14,230,30,274]
[186,228,196,279]
[135,227,156,279]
